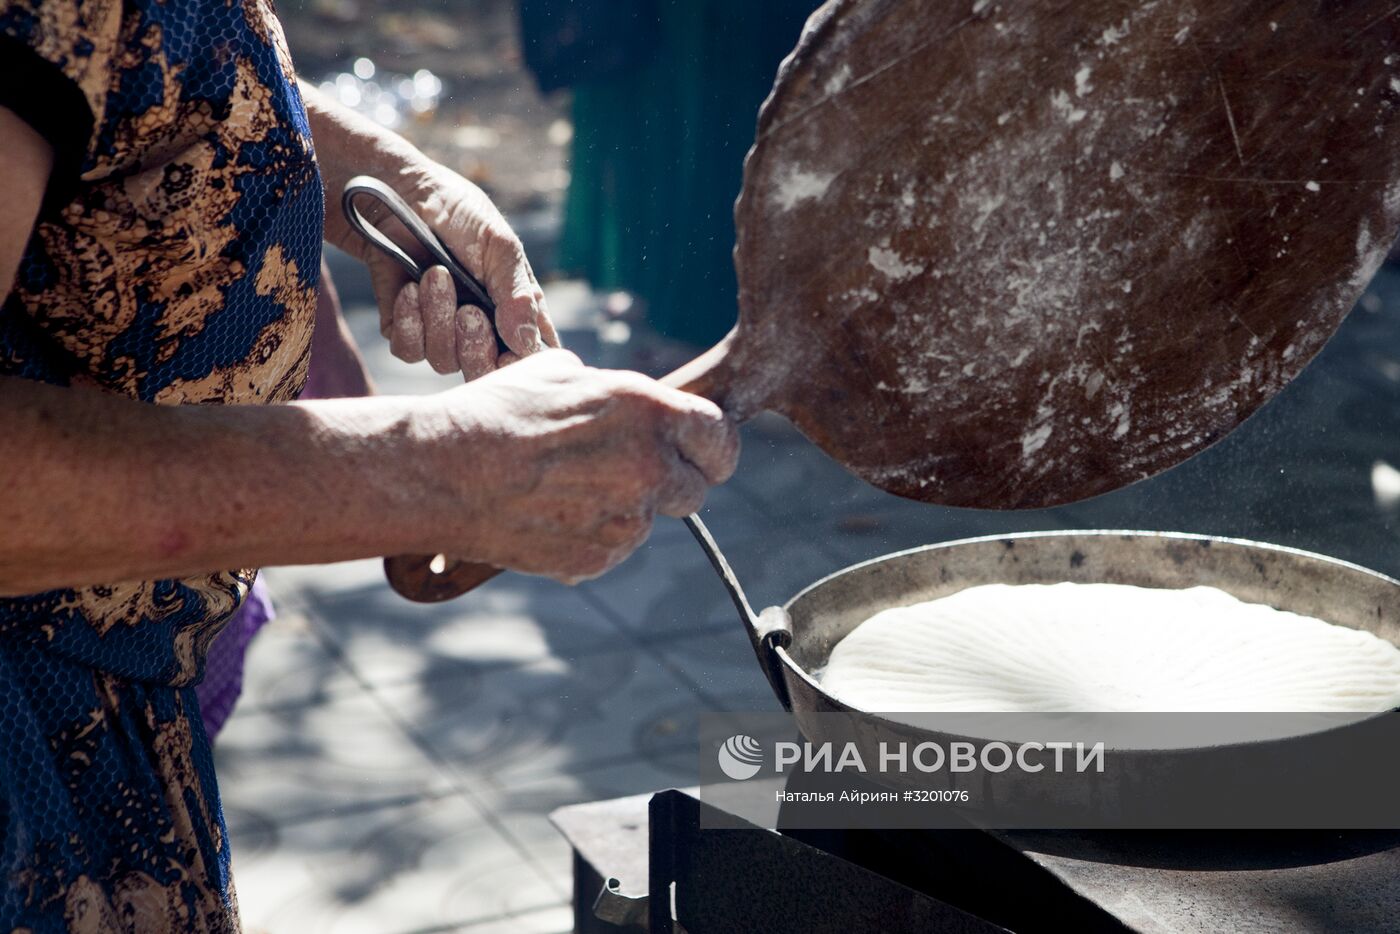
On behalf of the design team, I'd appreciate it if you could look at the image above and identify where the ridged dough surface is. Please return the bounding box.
[820,583,1400,713]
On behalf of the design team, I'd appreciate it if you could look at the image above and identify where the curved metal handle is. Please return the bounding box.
[341,175,495,313]
[683,515,792,710]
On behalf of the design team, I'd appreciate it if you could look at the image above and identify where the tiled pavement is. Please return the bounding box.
[220,263,1400,932]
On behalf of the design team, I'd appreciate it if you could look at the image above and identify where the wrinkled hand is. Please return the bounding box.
[423,350,739,583]
[353,161,559,377]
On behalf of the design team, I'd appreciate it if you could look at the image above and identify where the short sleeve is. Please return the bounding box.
[0,0,121,212]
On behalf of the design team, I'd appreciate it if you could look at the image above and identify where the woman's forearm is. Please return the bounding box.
[0,105,51,298]
[0,347,740,594]
[0,375,440,595]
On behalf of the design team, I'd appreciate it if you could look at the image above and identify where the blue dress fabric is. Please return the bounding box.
[0,0,323,928]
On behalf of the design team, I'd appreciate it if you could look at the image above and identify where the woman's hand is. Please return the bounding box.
[368,159,561,378]
[415,350,739,583]
[306,82,558,378]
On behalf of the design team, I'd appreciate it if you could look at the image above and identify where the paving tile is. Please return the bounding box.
[577,522,841,636]
[262,559,391,604]
[342,306,463,398]
[304,572,624,689]
[725,421,891,525]
[213,689,454,826]
[370,649,706,787]
[1045,402,1391,568]
[230,793,559,934]
[648,480,765,547]
[227,602,360,713]
[648,624,788,714]
[470,750,695,894]
[449,903,572,933]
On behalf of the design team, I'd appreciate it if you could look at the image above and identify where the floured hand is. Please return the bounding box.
[421,350,740,583]
[305,76,561,378]
[370,161,561,377]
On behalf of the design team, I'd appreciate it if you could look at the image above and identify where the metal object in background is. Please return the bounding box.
[591,877,648,930]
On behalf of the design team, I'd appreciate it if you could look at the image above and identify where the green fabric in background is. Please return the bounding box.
[558,0,818,347]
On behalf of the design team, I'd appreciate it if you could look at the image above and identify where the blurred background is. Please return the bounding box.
[216,2,1400,931]
[300,0,816,357]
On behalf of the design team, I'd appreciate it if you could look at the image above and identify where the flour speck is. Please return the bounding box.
[1050,89,1087,124]
[1100,19,1130,45]
[772,167,836,211]
[825,64,853,96]
[1021,423,1053,459]
[1075,66,1093,97]
[868,244,925,281]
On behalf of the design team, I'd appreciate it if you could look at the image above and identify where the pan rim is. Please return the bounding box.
[771,529,1400,755]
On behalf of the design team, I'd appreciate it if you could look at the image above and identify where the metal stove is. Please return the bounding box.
[553,770,1400,933]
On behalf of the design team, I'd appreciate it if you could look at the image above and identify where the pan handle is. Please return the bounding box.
[682,515,793,710]
[384,554,501,603]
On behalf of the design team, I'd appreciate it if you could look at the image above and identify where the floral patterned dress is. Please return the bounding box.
[0,0,323,928]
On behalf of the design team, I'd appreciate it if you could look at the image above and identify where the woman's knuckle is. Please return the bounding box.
[578,547,612,576]
[633,455,668,493]
[606,513,650,545]
[483,227,524,265]
[679,486,706,514]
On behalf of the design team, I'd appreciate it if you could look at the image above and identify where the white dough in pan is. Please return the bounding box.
[819,583,1400,713]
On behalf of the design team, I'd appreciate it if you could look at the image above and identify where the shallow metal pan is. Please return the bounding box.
[689,525,1400,820]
